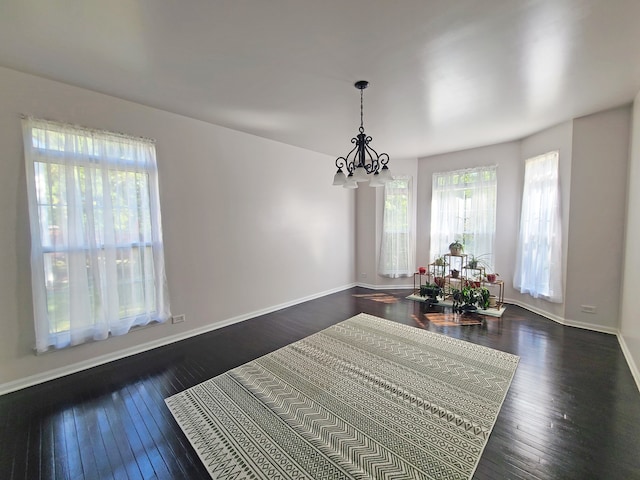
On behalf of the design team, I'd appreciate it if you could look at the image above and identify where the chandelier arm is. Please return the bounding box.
[363,146,390,174]
[337,140,360,173]
[336,157,356,174]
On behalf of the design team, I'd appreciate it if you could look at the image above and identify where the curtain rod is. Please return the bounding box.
[432,164,498,177]
[20,114,156,144]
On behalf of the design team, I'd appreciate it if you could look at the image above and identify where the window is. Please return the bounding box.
[429,166,497,269]
[514,151,563,302]
[22,117,171,353]
[379,176,414,278]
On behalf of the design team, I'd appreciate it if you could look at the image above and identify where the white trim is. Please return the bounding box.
[505,298,618,335]
[559,318,619,335]
[505,298,565,324]
[617,333,640,393]
[0,283,356,396]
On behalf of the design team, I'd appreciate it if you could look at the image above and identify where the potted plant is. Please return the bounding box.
[451,286,490,313]
[433,255,447,267]
[451,287,474,313]
[466,253,491,270]
[486,272,500,283]
[432,255,447,277]
[449,240,464,255]
[467,254,480,269]
[451,269,460,279]
[419,283,442,305]
[477,286,491,309]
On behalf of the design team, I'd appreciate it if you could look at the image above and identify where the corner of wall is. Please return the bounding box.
[619,91,640,391]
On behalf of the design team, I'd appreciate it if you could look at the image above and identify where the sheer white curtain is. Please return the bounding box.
[379,176,414,278]
[22,117,170,353]
[430,166,497,269]
[514,151,563,302]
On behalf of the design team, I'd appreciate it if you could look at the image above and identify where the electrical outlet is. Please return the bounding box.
[172,314,186,324]
[581,305,597,314]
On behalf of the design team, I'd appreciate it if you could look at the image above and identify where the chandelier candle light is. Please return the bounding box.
[332,81,392,188]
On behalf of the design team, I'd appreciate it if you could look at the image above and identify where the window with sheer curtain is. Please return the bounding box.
[22,117,171,353]
[379,176,414,278]
[514,151,563,302]
[430,165,497,269]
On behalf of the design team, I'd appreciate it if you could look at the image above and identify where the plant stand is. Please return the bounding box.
[413,253,505,312]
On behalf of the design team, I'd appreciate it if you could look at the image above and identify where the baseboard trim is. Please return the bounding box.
[560,318,619,335]
[506,298,618,335]
[0,283,357,396]
[617,333,640,393]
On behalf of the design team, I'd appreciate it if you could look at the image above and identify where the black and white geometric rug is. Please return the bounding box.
[165,313,519,479]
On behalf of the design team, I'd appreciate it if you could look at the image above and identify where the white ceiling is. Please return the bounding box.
[1,0,640,160]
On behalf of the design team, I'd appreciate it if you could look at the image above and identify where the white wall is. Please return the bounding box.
[620,92,640,387]
[0,67,355,391]
[565,106,631,331]
[355,181,377,286]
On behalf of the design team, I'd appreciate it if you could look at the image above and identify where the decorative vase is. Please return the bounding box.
[451,269,459,279]
[418,266,427,274]
[450,246,463,256]
[486,273,497,283]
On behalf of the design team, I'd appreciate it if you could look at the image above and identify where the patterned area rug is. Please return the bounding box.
[166,313,519,479]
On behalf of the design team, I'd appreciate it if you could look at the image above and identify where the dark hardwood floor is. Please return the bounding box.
[2,287,639,479]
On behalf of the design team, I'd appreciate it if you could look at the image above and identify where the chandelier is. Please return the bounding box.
[332,81,392,188]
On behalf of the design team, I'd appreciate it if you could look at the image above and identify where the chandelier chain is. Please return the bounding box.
[359,88,364,133]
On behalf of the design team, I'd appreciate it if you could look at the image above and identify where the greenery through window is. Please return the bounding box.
[430,165,497,269]
[23,118,170,352]
[379,176,414,278]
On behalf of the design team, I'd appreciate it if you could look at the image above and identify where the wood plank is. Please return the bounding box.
[51,410,71,480]
[61,407,84,479]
